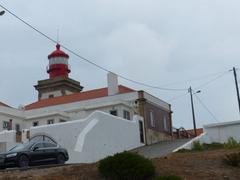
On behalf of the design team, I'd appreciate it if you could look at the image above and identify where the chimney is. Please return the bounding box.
[107,72,119,96]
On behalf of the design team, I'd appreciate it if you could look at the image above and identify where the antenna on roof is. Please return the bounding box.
[57,29,60,44]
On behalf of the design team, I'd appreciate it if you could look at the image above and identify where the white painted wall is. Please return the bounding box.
[41,90,62,99]
[0,106,24,118]
[203,120,240,143]
[0,94,137,135]
[0,130,18,152]
[0,106,25,132]
[24,92,138,117]
[30,111,144,163]
[173,120,240,152]
[0,114,24,131]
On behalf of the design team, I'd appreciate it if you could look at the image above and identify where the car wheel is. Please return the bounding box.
[18,155,29,168]
[56,154,65,164]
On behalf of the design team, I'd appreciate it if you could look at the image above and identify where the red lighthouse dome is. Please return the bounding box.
[47,44,71,78]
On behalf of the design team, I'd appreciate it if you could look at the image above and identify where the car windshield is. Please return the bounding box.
[9,142,33,152]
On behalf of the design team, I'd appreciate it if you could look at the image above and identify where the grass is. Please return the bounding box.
[177,138,240,153]
[224,137,240,149]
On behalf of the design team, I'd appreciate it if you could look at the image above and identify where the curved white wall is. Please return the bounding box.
[30,111,143,163]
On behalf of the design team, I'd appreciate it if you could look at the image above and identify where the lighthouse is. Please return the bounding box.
[47,44,70,78]
[34,44,83,100]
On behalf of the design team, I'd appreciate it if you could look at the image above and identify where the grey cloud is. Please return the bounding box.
[0,0,240,129]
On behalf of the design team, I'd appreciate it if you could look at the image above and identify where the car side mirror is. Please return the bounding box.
[33,146,39,151]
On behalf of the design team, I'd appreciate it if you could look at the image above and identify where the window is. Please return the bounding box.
[43,136,57,144]
[59,119,66,123]
[47,119,54,125]
[3,121,10,130]
[32,143,44,150]
[163,116,168,131]
[33,121,39,127]
[49,94,54,98]
[110,110,118,116]
[30,135,57,145]
[150,111,155,127]
[15,124,20,132]
[43,142,57,148]
[30,136,43,142]
[123,110,130,120]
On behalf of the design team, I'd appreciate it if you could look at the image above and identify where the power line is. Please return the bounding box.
[194,94,219,122]
[141,70,229,92]
[0,4,188,92]
[194,70,230,90]
[158,70,229,88]
[158,72,229,102]
[167,92,188,102]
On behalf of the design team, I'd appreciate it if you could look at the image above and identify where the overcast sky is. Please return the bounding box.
[0,0,239,129]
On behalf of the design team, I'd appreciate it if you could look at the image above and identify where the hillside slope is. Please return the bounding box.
[0,148,239,180]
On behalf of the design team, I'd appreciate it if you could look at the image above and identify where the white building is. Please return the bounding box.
[0,44,173,153]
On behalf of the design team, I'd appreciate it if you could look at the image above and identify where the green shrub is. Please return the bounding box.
[192,141,204,151]
[153,175,182,180]
[224,137,240,149]
[203,143,224,150]
[224,152,240,167]
[98,151,155,180]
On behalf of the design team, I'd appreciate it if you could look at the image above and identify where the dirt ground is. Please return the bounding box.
[0,148,239,180]
[153,148,240,180]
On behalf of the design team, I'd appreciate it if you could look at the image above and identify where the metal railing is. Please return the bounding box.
[172,127,195,139]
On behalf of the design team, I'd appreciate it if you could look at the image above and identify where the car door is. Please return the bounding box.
[42,142,58,162]
[29,142,45,164]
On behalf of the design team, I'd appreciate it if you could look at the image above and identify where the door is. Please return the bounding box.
[42,142,58,162]
[29,142,45,164]
[139,121,144,143]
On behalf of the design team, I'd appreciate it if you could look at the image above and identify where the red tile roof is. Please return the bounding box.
[25,85,135,110]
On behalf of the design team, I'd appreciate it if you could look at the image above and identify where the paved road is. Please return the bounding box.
[132,139,191,158]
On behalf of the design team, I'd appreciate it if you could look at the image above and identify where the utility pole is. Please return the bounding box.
[189,86,197,137]
[233,67,240,115]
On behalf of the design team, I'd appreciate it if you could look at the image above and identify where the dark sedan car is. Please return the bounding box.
[0,141,69,169]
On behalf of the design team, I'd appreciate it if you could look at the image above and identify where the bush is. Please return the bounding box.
[224,137,240,149]
[203,143,224,150]
[192,141,204,151]
[153,175,182,180]
[224,152,240,167]
[98,151,155,180]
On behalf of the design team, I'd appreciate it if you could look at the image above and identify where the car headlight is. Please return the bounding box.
[6,153,17,158]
